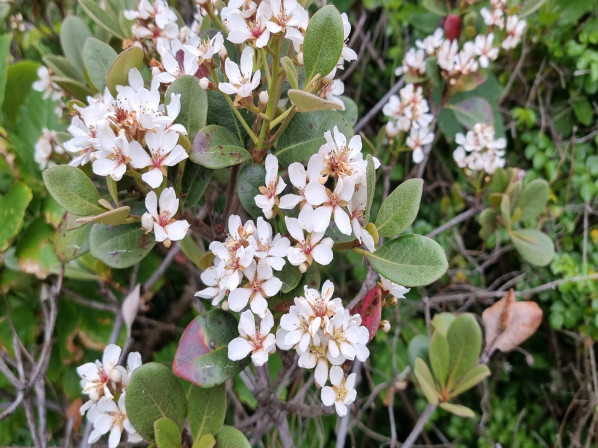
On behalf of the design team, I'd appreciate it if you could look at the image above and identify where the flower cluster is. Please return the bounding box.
[453,123,506,174]
[34,128,62,169]
[77,344,143,448]
[32,66,63,101]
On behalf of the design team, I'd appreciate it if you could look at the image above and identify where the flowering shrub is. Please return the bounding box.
[0,0,595,447]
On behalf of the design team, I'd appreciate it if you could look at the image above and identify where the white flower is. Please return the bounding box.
[92,127,151,181]
[142,127,188,188]
[326,309,370,361]
[338,13,358,67]
[221,0,257,20]
[87,394,143,448]
[77,344,123,412]
[474,33,499,68]
[277,302,311,352]
[481,7,504,29]
[120,352,143,387]
[219,46,261,97]
[502,16,526,50]
[322,79,345,109]
[185,31,224,60]
[416,28,444,56]
[141,188,190,243]
[285,210,334,272]
[304,177,356,235]
[125,0,179,41]
[298,280,344,336]
[379,276,410,300]
[254,154,286,218]
[226,11,270,48]
[32,66,62,101]
[154,38,199,84]
[195,265,227,305]
[210,242,254,291]
[34,128,62,169]
[347,187,375,252]
[263,0,306,36]
[248,217,290,271]
[279,155,325,210]
[228,260,282,317]
[402,48,427,77]
[297,329,337,387]
[318,126,368,181]
[452,123,506,174]
[228,310,276,366]
[321,366,357,417]
[406,126,434,164]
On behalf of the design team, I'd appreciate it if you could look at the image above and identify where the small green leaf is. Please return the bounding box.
[278,263,303,293]
[154,417,182,448]
[190,125,251,169]
[431,313,455,336]
[421,0,448,15]
[166,75,208,141]
[365,234,448,287]
[288,89,343,112]
[43,166,104,216]
[407,334,430,368]
[414,358,439,405]
[478,208,498,240]
[126,363,188,440]
[446,314,481,387]
[450,364,490,397]
[193,434,216,448]
[280,56,298,90]
[364,155,376,223]
[79,0,128,39]
[89,223,156,268]
[54,214,91,262]
[53,76,94,102]
[509,229,554,266]
[60,16,92,79]
[75,206,130,226]
[375,178,423,237]
[82,37,118,92]
[0,182,33,252]
[303,5,344,84]
[42,54,81,80]
[516,179,549,221]
[106,46,144,96]
[517,0,547,19]
[213,426,251,448]
[182,163,212,208]
[489,167,508,193]
[439,402,475,418]
[429,331,450,388]
[237,163,266,218]
[500,194,511,229]
[188,384,227,440]
[180,235,205,269]
[447,97,494,130]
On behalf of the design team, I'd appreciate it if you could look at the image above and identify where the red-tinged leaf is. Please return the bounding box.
[351,286,382,342]
[482,289,543,354]
[444,15,462,41]
[173,309,249,387]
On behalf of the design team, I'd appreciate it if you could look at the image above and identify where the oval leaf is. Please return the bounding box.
[365,234,448,287]
[213,426,251,448]
[182,163,213,208]
[166,75,208,141]
[414,358,439,405]
[439,402,475,418]
[60,16,92,80]
[516,179,549,222]
[0,182,32,252]
[106,46,144,95]
[303,5,344,84]
[190,125,251,169]
[429,331,450,388]
[281,56,298,90]
[188,384,226,440]
[79,0,128,39]
[375,178,423,237]
[75,206,130,226]
[278,262,303,293]
[154,417,182,448]
[446,314,481,387]
[450,364,490,397]
[237,163,266,218]
[43,166,104,216]
[126,363,187,440]
[89,223,156,268]
[82,37,118,92]
[173,309,249,387]
[288,89,343,112]
[448,97,494,130]
[509,229,554,266]
[54,214,91,262]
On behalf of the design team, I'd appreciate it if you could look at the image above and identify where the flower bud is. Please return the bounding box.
[259,91,269,105]
[199,77,210,90]
[221,300,229,311]
[380,320,391,333]
[218,46,228,59]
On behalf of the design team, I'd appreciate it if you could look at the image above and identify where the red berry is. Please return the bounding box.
[444,14,463,41]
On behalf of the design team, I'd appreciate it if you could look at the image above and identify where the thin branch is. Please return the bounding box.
[425,204,484,239]
[401,404,436,448]
[144,243,181,291]
[354,78,405,133]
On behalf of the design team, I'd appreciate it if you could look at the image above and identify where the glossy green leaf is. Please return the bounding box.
[60,16,92,79]
[450,364,490,397]
[274,110,352,166]
[365,234,448,287]
[188,384,226,440]
[43,166,104,216]
[237,163,266,218]
[106,46,144,95]
[2,61,40,127]
[89,223,156,268]
[166,75,208,141]
[414,358,439,405]
[518,0,547,18]
[79,0,128,39]
[429,331,450,388]
[278,262,303,293]
[288,89,343,112]
[446,314,481,387]
[375,178,423,237]
[173,309,249,387]
[280,56,298,90]
[364,155,376,223]
[0,182,33,252]
[509,229,554,266]
[213,426,251,448]
[0,34,11,109]
[82,37,118,92]
[206,90,251,143]
[303,5,344,84]
[181,163,212,208]
[190,125,251,169]
[439,402,475,418]
[516,179,549,221]
[126,363,188,440]
[154,417,182,448]
[54,214,91,262]
[193,434,216,448]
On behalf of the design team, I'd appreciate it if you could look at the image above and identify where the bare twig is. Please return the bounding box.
[354,79,405,133]
[401,404,436,448]
[426,204,484,239]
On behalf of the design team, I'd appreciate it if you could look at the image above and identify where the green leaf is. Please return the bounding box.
[509,229,554,266]
[190,125,251,169]
[154,417,182,448]
[429,331,450,388]
[365,234,448,287]
[173,309,250,387]
[43,166,105,216]
[364,155,376,223]
[53,76,94,102]
[500,194,511,229]
[414,358,439,405]
[278,263,303,293]
[89,223,156,268]
[516,179,549,221]
[489,167,508,193]
[0,34,11,109]
[439,402,475,418]
[75,206,130,226]
[446,314,481,387]
[2,61,40,128]
[182,163,212,208]
[54,214,92,262]
[450,364,490,397]
[60,16,92,79]
[518,0,548,18]
[14,218,60,278]
[431,313,455,336]
[213,426,251,448]
[42,54,81,80]
[288,89,343,112]
[206,90,251,143]
[339,96,358,126]
[82,37,118,92]
[193,434,216,448]
[79,0,128,39]
[447,97,494,130]
[106,46,144,95]
[166,75,208,141]
[303,5,344,84]
[0,182,33,252]
[421,0,448,16]
[274,110,352,166]
[188,384,226,440]
[478,208,498,240]
[407,334,430,368]
[126,363,188,440]
[375,178,423,237]
[179,235,205,269]
[280,56,298,90]
[237,163,266,218]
